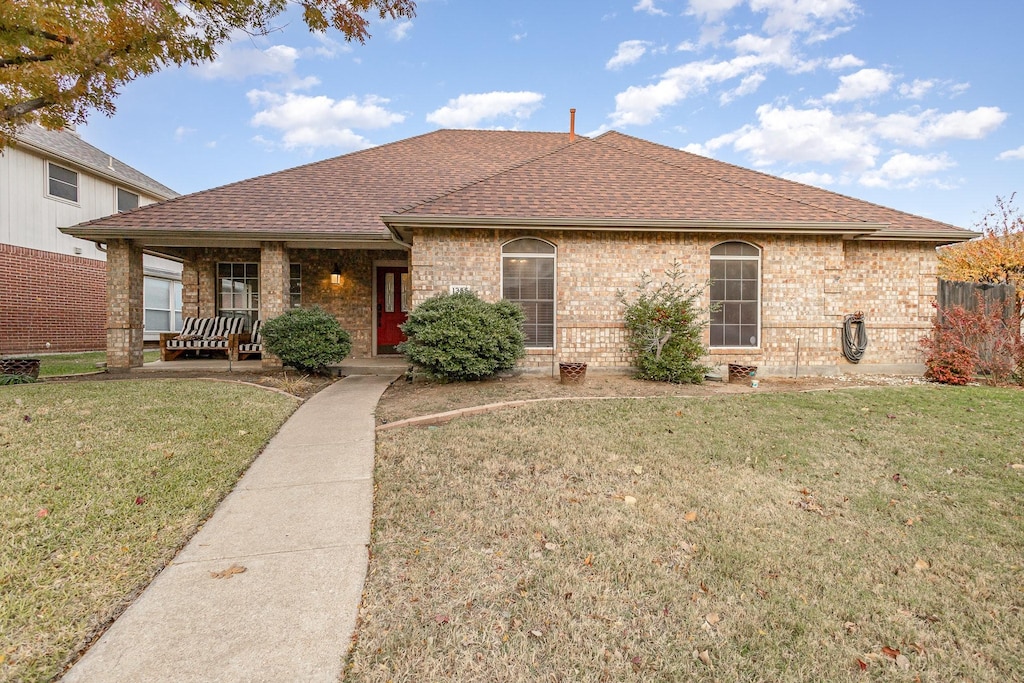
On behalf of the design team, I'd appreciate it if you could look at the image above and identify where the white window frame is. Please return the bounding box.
[217,262,260,326]
[116,187,139,213]
[46,161,79,204]
[143,276,182,334]
[289,263,302,308]
[501,237,557,349]
[709,241,761,349]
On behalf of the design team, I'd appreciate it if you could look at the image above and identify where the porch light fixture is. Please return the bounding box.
[330,264,342,285]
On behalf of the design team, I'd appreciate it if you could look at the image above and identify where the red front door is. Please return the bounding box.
[376,266,408,354]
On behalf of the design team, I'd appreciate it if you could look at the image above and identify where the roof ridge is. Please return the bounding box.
[594,131,873,225]
[596,130,964,231]
[14,124,178,199]
[391,134,581,215]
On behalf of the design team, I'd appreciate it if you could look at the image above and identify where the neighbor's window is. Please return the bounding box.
[502,238,555,348]
[218,262,259,325]
[47,162,78,202]
[289,263,301,308]
[710,241,760,348]
[144,277,182,333]
[117,188,139,212]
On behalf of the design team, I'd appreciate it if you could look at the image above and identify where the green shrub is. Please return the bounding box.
[399,292,525,381]
[618,263,712,383]
[261,306,352,375]
[0,373,37,385]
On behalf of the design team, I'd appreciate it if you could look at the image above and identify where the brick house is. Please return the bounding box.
[1,125,180,354]
[63,128,975,375]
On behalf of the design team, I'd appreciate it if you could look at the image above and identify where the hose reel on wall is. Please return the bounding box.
[842,312,868,363]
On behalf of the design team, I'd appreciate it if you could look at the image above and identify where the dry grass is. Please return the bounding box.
[0,380,298,682]
[350,385,1024,682]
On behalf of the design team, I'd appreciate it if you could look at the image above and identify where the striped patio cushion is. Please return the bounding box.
[237,343,262,353]
[250,319,262,345]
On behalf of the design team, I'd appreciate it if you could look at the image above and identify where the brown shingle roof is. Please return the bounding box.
[66,128,974,243]
[67,130,572,239]
[396,136,868,224]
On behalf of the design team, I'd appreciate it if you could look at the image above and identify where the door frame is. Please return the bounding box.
[371,259,410,356]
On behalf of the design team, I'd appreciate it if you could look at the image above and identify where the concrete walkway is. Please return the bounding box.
[63,374,396,682]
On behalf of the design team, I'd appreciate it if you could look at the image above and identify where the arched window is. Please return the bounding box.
[710,241,760,348]
[502,238,555,348]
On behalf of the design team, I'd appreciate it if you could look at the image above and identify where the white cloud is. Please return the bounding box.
[822,68,894,103]
[750,0,858,35]
[174,126,196,142]
[719,72,766,104]
[607,40,651,70]
[426,91,544,127]
[512,32,527,41]
[730,104,880,169]
[389,20,413,41]
[873,107,1007,146]
[859,152,955,188]
[247,91,404,150]
[634,0,669,16]
[676,40,698,51]
[898,78,935,99]
[610,49,795,126]
[826,54,864,70]
[781,170,838,186]
[686,0,744,22]
[682,142,711,156]
[949,82,970,97]
[198,44,299,80]
[997,145,1024,161]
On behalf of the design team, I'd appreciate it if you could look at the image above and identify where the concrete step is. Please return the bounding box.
[329,358,409,377]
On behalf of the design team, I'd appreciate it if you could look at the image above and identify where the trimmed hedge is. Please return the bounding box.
[399,292,526,381]
[261,306,352,375]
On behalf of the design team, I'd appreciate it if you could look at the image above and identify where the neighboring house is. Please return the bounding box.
[0,125,181,354]
[63,127,976,375]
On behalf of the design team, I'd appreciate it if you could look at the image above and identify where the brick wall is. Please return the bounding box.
[412,229,940,375]
[0,243,106,354]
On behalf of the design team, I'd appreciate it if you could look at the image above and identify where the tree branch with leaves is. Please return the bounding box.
[938,194,1024,322]
[0,0,415,146]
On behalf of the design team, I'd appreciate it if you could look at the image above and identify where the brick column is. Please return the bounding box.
[106,239,144,371]
[180,253,200,318]
[259,242,289,369]
[196,256,216,316]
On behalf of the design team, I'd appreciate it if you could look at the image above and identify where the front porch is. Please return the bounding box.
[104,239,410,371]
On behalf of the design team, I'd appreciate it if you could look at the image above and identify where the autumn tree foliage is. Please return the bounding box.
[938,194,1024,321]
[0,0,415,145]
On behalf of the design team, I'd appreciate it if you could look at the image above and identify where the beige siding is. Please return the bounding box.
[0,143,162,260]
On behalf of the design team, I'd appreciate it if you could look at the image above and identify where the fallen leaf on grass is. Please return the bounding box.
[36,508,49,518]
[529,629,543,638]
[914,559,930,571]
[694,649,712,667]
[633,465,644,475]
[705,612,721,626]
[895,654,910,670]
[544,542,558,551]
[683,511,698,522]
[1011,463,1024,470]
[624,496,637,506]
[210,564,247,579]
[881,645,900,659]
[856,658,867,671]
[583,553,593,566]
[434,614,450,625]
[134,496,145,506]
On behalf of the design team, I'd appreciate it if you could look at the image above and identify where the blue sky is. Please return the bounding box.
[81,0,1023,230]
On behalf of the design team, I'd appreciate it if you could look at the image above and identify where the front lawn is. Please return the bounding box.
[352,386,1024,682]
[0,380,298,681]
[34,351,160,377]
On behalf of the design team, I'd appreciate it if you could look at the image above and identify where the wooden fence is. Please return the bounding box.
[936,279,1017,320]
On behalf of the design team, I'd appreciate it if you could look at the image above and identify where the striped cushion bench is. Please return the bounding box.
[232,319,263,360]
[160,316,246,361]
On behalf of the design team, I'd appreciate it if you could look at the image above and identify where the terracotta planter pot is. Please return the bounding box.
[559,362,587,384]
[1,358,41,379]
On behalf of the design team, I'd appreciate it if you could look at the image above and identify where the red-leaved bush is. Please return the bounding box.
[921,301,1024,385]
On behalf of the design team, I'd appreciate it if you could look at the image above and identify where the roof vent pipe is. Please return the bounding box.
[569,108,576,142]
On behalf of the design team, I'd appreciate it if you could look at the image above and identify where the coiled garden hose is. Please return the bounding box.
[842,312,868,363]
